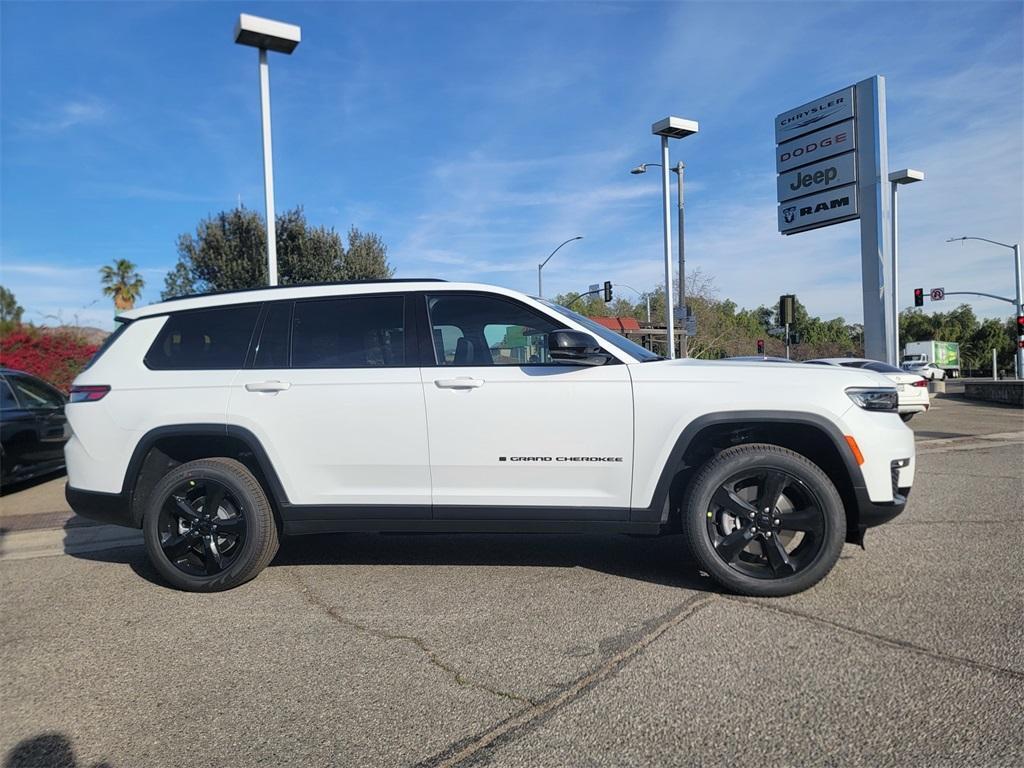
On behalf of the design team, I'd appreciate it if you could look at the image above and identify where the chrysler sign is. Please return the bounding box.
[775,87,854,144]
[778,184,858,234]
[777,152,856,203]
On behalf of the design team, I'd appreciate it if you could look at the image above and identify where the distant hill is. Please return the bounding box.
[45,325,110,345]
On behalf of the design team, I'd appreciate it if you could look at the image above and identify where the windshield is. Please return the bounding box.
[539,300,662,362]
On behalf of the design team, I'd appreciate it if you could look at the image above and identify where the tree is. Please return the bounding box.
[0,285,24,334]
[100,259,145,312]
[163,206,393,299]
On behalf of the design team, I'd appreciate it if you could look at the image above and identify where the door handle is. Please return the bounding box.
[245,380,291,393]
[434,378,484,390]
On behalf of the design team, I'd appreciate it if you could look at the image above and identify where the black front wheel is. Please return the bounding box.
[681,444,845,597]
[143,458,279,592]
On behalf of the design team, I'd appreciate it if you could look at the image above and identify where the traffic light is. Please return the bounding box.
[914,288,924,307]
[603,281,613,302]
[779,294,795,325]
[1018,315,1024,348]
[757,339,765,355]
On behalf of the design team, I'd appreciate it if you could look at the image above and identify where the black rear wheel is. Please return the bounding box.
[144,458,278,592]
[682,444,845,596]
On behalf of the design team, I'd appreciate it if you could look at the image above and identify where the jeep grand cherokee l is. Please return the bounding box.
[64,280,914,595]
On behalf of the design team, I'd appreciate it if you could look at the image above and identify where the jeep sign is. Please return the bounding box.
[778,184,858,234]
[777,152,857,203]
[774,87,855,144]
[776,119,855,173]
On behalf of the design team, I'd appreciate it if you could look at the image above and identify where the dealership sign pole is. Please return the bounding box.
[775,76,893,364]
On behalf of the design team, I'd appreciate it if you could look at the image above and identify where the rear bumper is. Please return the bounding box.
[65,484,137,528]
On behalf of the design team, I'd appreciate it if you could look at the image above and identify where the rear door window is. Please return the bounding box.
[291,295,406,368]
[145,305,261,370]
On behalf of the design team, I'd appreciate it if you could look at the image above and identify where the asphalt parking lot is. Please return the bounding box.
[1,396,1022,767]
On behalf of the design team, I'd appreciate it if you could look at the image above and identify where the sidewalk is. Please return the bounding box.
[0,476,141,561]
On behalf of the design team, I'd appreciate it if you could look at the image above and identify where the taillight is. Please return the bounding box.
[912,379,928,388]
[69,385,110,403]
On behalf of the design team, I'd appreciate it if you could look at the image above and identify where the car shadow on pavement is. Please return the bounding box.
[64,524,722,593]
[4,732,111,768]
[0,469,66,497]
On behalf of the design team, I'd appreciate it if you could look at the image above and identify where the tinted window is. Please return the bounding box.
[428,294,561,366]
[9,376,63,409]
[145,305,260,370]
[254,302,292,368]
[857,361,903,374]
[0,380,18,410]
[291,295,405,368]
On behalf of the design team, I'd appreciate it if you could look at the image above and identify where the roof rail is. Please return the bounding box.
[161,278,447,303]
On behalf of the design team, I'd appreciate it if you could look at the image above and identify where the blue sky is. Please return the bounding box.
[2,0,1022,330]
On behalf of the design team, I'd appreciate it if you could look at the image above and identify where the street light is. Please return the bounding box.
[234,14,302,287]
[650,117,698,359]
[947,235,1024,378]
[630,160,689,355]
[537,236,583,298]
[888,168,925,365]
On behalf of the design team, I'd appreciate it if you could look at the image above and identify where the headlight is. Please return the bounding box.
[846,387,898,411]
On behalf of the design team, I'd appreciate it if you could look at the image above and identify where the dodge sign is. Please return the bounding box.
[776,119,855,173]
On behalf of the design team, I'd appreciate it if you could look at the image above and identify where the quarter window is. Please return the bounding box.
[9,376,63,409]
[427,294,561,366]
[145,305,261,370]
[291,295,405,368]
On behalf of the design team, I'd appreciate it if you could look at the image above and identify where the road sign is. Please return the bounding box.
[778,184,858,234]
[777,152,857,203]
[930,288,945,301]
[776,119,855,173]
[775,86,855,144]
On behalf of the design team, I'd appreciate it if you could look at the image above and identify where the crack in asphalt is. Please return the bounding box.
[413,593,716,768]
[727,597,1024,681]
[287,569,535,707]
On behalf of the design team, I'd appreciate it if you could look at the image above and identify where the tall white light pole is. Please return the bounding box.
[947,236,1024,378]
[234,14,301,287]
[888,168,925,366]
[651,117,698,359]
[631,159,690,355]
[537,236,583,298]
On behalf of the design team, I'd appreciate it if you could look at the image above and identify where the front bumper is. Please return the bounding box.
[65,484,137,528]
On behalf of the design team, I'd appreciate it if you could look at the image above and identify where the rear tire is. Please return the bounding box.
[900,413,914,423]
[143,458,279,592]
[681,444,845,597]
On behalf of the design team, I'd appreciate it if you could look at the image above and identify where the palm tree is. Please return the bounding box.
[100,259,145,312]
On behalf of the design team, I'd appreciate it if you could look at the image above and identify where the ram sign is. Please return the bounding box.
[778,184,858,234]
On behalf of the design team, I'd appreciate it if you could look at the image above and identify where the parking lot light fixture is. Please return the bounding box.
[888,168,925,365]
[234,14,301,287]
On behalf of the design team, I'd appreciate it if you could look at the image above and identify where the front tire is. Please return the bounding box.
[900,413,914,422]
[681,444,845,597]
[143,458,279,592]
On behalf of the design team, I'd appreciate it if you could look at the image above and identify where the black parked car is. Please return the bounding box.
[0,368,68,487]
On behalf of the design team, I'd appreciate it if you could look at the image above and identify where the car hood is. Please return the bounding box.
[637,357,895,389]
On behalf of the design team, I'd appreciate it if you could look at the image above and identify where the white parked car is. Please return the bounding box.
[64,280,915,596]
[805,358,929,421]
[901,361,946,381]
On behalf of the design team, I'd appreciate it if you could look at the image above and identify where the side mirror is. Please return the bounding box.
[548,330,611,366]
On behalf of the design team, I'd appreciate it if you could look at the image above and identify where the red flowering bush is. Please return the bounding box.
[0,327,100,392]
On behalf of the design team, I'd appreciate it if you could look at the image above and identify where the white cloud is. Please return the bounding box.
[19,98,108,133]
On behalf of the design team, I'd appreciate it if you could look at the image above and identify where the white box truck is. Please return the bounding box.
[902,340,961,377]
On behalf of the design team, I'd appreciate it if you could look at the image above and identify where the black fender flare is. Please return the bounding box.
[632,410,866,524]
[121,423,290,525]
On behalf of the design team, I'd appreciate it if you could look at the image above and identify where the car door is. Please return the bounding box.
[229,294,431,515]
[5,374,67,465]
[418,292,633,519]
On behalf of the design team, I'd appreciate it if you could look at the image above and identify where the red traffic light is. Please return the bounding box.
[1017,315,1024,332]
[913,288,924,307]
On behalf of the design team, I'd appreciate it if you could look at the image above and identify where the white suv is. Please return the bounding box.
[65,280,915,595]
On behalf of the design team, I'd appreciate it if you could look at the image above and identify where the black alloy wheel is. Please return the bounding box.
[705,468,827,580]
[157,478,247,577]
[681,444,845,597]
[143,458,279,592]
